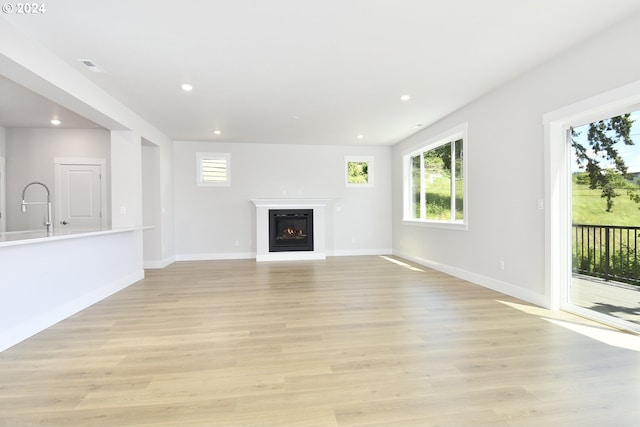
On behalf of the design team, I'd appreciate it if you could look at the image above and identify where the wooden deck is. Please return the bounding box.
[571,276,640,325]
[0,256,639,426]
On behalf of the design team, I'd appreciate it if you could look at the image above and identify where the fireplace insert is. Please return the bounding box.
[269,209,314,252]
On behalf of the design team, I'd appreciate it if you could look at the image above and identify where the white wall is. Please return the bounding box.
[5,128,110,231]
[174,141,392,259]
[392,11,640,306]
[142,143,164,267]
[110,130,142,227]
[158,138,176,266]
[0,126,5,155]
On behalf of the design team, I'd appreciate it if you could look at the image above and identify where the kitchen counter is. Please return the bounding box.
[0,226,144,351]
[0,226,141,247]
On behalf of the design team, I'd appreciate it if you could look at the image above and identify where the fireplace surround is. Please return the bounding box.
[251,199,329,261]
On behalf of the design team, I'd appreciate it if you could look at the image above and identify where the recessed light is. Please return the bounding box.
[213,129,222,135]
[357,134,364,140]
[181,83,193,92]
[50,119,61,126]
[400,94,411,101]
[415,123,423,128]
[78,59,104,73]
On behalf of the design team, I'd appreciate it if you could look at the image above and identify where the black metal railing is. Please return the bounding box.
[572,223,640,287]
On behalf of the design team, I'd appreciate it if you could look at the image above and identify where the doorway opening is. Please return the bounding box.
[569,111,640,328]
[545,81,640,334]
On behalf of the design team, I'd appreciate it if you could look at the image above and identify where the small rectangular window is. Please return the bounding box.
[345,156,374,187]
[197,152,230,186]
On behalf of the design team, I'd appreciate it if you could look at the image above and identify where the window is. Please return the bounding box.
[345,156,374,187]
[196,152,230,186]
[403,123,467,229]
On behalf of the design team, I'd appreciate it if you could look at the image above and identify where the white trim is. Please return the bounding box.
[330,248,393,257]
[542,80,640,126]
[544,80,640,329]
[143,256,176,269]
[401,122,467,157]
[0,156,5,233]
[175,250,394,261]
[250,198,331,208]
[54,157,106,166]
[543,120,570,310]
[402,122,468,228]
[175,252,254,261]
[251,199,330,262]
[402,219,467,231]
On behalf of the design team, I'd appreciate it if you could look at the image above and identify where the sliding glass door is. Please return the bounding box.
[568,110,640,331]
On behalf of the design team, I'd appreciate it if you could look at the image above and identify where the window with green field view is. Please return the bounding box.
[345,156,374,187]
[404,125,466,226]
[347,162,368,183]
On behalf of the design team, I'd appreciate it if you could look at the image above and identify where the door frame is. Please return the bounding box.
[0,156,5,233]
[54,157,108,229]
[544,80,640,332]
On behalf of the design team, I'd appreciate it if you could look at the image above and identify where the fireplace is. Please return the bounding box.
[269,209,314,252]
[252,199,328,262]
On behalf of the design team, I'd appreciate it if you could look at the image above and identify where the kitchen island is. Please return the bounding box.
[0,227,144,351]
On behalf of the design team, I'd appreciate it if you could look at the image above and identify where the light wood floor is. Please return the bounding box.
[1,256,639,427]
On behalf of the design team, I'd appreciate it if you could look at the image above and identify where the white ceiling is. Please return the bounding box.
[0,75,101,129]
[2,0,640,145]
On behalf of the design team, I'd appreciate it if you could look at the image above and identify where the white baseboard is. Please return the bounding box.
[175,252,255,261]
[393,250,547,307]
[144,255,176,269]
[0,270,144,352]
[175,249,393,262]
[329,248,393,257]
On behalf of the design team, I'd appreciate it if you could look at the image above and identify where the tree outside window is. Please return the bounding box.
[345,156,374,187]
[404,124,467,229]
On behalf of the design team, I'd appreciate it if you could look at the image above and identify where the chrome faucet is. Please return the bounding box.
[21,181,52,233]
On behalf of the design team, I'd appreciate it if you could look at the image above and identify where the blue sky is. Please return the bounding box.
[571,110,640,173]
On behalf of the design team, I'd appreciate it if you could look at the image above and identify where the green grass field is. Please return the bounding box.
[572,177,640,226]
[412,174,464,220]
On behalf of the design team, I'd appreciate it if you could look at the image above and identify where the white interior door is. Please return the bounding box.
[57,163,104,230]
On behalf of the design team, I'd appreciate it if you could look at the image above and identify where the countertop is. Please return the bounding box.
[0,226,141,247]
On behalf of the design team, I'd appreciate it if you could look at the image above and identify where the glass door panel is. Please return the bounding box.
[569,111,640,330]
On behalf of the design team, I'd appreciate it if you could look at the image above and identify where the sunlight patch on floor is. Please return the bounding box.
[497,300,640,352]
[379,256,424,272]
[544,318,640,351]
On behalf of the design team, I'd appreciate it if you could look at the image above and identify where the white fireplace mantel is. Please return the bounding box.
[251,199,330,262]
[251,199,331,208]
